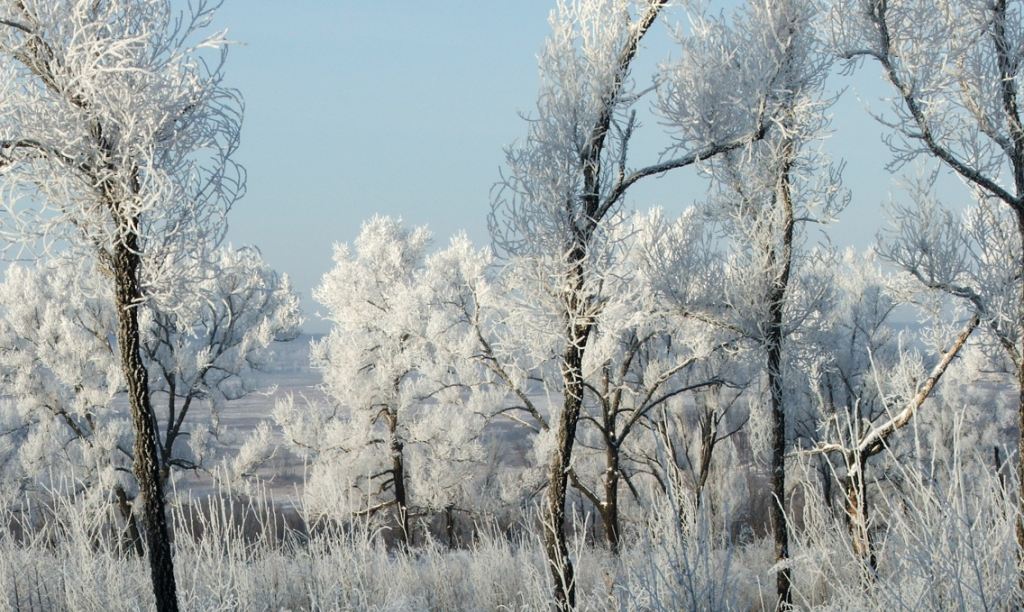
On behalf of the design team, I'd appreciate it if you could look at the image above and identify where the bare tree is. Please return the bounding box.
[490,0,806,606]
[0,2,242,609]
[644,7,838,603]
[832,0,1024,572]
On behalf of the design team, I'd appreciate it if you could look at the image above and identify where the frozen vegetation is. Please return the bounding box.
[0,432,1019,610]
[1,0,1024,610]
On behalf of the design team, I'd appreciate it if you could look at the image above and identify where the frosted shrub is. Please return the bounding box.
[791,441,1019,609]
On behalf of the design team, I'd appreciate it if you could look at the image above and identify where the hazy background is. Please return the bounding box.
[214,1,962,332]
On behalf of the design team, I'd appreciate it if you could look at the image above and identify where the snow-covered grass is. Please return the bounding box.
[2,446,1018,611]
[1,486,574,610]
[2,336,1017,610]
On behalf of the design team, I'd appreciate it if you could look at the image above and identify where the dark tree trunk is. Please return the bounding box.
[391,435,410,549]
[995,446,1006,495]
[982,4,1024,595]
[766,150,796,611]
[545,313,591,610]
[445,505,457,549]
[602,443,621,554]
[820,456,836,517]
[1016,213,1024,586]
[114,484,144,558]
[537,4,668,607]
[767,318,791,610]
[112,237,179,612]
[844,455,876,575]
[545,242,594,607]
[695,402,717,507]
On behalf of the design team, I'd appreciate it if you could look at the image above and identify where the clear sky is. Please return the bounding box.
[212,1,966,332]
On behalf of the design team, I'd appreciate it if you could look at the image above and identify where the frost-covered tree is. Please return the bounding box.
[0,258,123,504]
[0,1,242,608]
[644,204,837,607]
[277,217,486,547]
[555,211,736,554]
[0,246,300,554]
[142,246,301,485]
[571,320,736,552]
[490,0,809,604]
[640,3,838,598]
[699,104,840,607]
[831,0,1024,562]
[795,252,977,573]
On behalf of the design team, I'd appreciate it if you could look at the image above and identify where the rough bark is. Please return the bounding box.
[445,505,457,549]
[767,322,791,610]
[694,397,718,506]
[545,282,592,609]
[112,235,179,612]
[389,415,410,549]
[1016,213,1024,583]
[766,147,796,610]
[114,483,144,558]
[602,443,621,554]
[819,455,836,516]
[844,454,876,575]
[998,2,1024,579]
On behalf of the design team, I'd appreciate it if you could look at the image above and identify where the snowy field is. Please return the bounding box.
[173,334,538,505]
[170,336,326,502]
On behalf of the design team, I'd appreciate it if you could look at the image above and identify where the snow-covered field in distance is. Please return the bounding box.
[174,333,541,505]
[175,322,1017,507]
[173,335,327,502]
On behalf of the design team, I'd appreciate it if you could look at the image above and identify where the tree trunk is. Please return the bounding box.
[995,446,1006,495]
[546,323,589,610]
[844,455,876,575]
[695,401,717,508]
[542,233,598,610]
[1016,213,1024,591]
[536,3,668,605]
[114,483,144,558]
[767,149,796,611]
[767,320,791,610]
[820,455,836,517]
[445,505,456,549]
[602,443,621,555]
[112,237,179,612]
[391,435,410,549]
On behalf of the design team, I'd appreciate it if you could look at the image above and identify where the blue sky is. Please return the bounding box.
[212,1,964,332]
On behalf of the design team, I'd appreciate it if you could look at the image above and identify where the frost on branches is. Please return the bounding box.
[0,0,242,289]
[0,247,300,553]
[273,217,488,547]
[488,0,821,604]
[0,2,244,607]
[832,0,1024,563]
